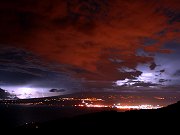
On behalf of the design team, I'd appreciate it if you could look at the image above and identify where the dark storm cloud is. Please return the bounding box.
[149,62,157,70]
[83,81,114,91]
[0,47,48,73]
[163,41,180,52]
[132,82,160,87]
[0,70,41,85]
[160,70,165,73]
[49,88,66,93]
[0,0,180,91]
[0,47,43,84]
[0,47,81,89]
[156,41,180,81]
[159,79,171,83]
[0,48,64,72]
[174,70,180,76]
[162,8,180,24]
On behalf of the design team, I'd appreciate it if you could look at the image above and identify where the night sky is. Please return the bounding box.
[0,0,180,99]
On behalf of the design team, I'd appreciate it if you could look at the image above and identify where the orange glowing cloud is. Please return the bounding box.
[0,0,179,81]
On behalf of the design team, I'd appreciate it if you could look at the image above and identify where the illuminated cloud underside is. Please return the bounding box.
[0,0,180,98]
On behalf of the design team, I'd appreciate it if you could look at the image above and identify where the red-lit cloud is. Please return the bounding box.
[0,0,180,81]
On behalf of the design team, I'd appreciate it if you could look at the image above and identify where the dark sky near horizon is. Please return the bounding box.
[0,0,180,99]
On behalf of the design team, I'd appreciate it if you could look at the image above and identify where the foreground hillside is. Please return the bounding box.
[22,101,180,128]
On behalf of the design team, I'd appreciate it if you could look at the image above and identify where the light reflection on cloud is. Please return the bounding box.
[118,67,136,73]
[1,85,67,99]
[138,72,155,83]
[116,79,130,86]
[115,63,171,87]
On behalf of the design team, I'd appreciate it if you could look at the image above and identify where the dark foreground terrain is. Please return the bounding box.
[0,105,111,128]
[19,101,180,129]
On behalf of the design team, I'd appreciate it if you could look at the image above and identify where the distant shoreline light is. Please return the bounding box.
[113,104,162,110]
[75,100,162,110]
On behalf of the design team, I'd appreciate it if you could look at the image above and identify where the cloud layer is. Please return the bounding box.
[0,0,180,90]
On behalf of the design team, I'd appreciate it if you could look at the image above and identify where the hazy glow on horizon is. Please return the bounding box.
[1,86,47,99]
[0,85,73,99]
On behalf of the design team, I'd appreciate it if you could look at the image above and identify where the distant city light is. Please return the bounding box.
[0,93,170,111]
[74,100,162,110]
[154,97,165,100]
[113,104,162,110]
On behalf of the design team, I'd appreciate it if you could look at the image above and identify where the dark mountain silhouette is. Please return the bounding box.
[0,88,18,100]
[21,101,180,129]
[160,101,180,112]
